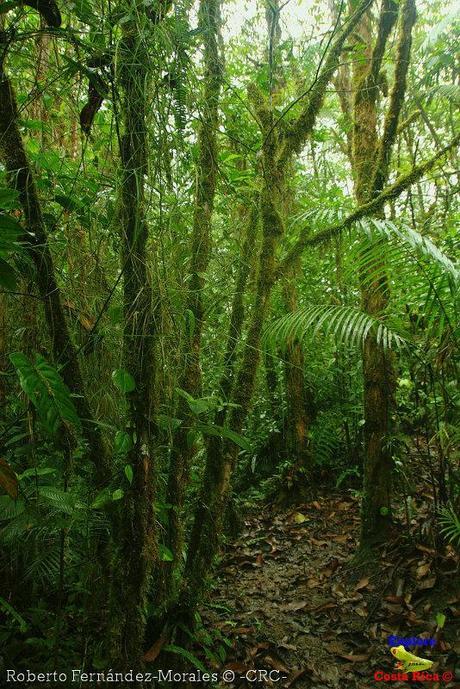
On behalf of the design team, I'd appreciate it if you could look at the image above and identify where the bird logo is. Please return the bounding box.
[390,645,434,672]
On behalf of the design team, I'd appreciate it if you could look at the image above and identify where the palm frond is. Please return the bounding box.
[438,505,460,548]
[263,304,407,352]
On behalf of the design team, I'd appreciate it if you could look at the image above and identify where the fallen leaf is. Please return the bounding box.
[355,577,369,591]
[282,600,309,612]
[416,562,431,579]
[338,653,369,663]
[418,576,436,590]
[265,655,289,672]
[293,512,309,524]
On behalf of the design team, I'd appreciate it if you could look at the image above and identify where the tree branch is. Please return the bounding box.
[276,0,375,164]
[371,0,417,194]
[276,132,460,278]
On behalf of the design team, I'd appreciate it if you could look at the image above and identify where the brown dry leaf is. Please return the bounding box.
[338,653,369,663]
[355,605,368,618]
[278,641,297,651]
[224,662,251,673]
[233,626,256,635]
[311,501,322,510]
[418,576,436,590]
[332,534,348,544]
[355,577,370,591]
[265,655,289,672]
[0,459,18,499]
[282,600,309,612]
[416,562,431,579]
[249,642,270,657]
[416,544,436,556]
[312,601,337,613]
[310,538,328,546]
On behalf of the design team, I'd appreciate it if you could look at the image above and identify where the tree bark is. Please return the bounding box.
[0,66,109,485]
[112,7,158,668]
[164,0,223,592]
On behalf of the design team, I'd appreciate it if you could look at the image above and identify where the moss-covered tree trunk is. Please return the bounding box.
[338,0,416,545]
[112,5,158,668]
[164,0,223,591]
[184,116,286,607]
[282,266,314,481]
[0,65,109,485]
[174,0,378,612]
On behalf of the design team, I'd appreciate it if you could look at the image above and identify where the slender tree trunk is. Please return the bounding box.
[0,66,109,484]
[164,0,223,590]
[185,201,259,580]
[174,0,376,613]
[337,0,416,546]
[282,267,314,477]
[183,71,287,608]
[112,6,158,668]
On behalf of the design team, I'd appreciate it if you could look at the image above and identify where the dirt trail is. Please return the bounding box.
[200,493,460,689]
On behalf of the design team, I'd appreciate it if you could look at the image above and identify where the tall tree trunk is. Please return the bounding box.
[0,66,109,485]
[112,5,159,668]
[282,266,314,479]
[176,0,377,612]
[185,200,259,585]
[339,0,416,545]
[164,0,223,591]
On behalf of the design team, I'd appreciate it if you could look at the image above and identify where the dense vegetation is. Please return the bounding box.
[0,0,459,684]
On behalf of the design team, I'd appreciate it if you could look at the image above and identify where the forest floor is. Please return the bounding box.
[198,492,460,689]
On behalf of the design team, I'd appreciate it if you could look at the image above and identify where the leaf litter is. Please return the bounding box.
[196,493,460,688]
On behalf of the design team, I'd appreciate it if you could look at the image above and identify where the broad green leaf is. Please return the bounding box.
[436,612,446,628]
[10,353,82,436]
[124,464,133,484]
[196,423,251,450]
[0,258,17,290]
[112,369,136,393]
[114,430,133,455]
[0,188,19,209]
[159,544,174,562]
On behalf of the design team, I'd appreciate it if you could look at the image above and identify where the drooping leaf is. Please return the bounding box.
[159,544,174,562]
[196,423,251,450]
[10,353,82,436]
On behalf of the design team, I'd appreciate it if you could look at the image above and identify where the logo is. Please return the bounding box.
[390,645,433,672]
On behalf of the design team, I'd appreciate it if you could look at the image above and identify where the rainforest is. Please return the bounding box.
[0,0,459,686]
